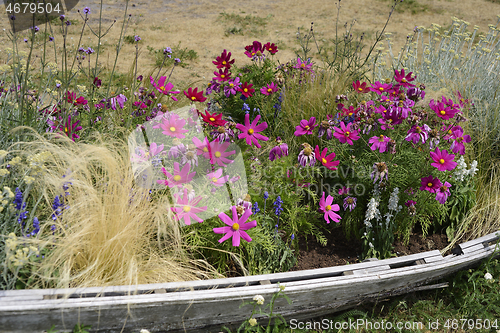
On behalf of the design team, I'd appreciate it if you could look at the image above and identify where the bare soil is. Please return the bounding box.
[292,227,449,271]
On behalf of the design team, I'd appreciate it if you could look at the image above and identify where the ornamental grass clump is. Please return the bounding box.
[12,132,216,289]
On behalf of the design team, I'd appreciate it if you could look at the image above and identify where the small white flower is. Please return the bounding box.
[248,318,257,327]
[140,330,151,333]
[253,295,265,305]
[485,272,493,280]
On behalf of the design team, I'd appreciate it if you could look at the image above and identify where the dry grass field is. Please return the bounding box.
[2,0,500,86]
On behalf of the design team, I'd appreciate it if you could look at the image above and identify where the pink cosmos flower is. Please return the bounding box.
[236,114,269,148]
[430,147,457,171]
[192,136,211,158]
[319,192,341,224]
[157,162,196,188]
[369,81,393,95]
[260,82,278,96]
[338,187,352,196]
[429,99,457,120]
[159,113,189,139]
[435,181,452,204]
[405,124,430,144]
[450,127,471,155]
[213,205,257,246]
[420,175,442,193]
[368,135,391,153]
[171,188,207,225]
[314,145,340,170]
[394,69,415,87]
[207,168,229,187]
[223,77,241,97]
[333,121,360,145]
[352,80,370,93]
[294,57,313,71]
[150,76,179,101]
[131,142,164,163]
[294,117,317,136]
[209,139,236,167]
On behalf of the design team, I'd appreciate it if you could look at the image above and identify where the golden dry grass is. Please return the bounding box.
[15,130,219,289]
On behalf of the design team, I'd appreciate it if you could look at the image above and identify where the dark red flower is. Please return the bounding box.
[238,82,255,98]
[263,42,278,54]
[184,87,207,103]
[213,49,235,69]
[201,110,226,126]
[213,68,231,82]
[93,77,102,88]
[244,41,265,58]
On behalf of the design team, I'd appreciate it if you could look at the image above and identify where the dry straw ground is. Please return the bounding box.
[2,0,500,84]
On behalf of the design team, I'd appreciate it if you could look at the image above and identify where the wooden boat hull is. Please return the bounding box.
[0,230,498,332]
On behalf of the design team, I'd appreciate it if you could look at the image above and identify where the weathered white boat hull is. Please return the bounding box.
[0,231,498,332]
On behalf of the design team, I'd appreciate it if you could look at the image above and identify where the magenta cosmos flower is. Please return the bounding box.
[192,136,211,158]
[159,113,189,139]
[333,121,360,145]
[429,99,457,120]
[207,168,229,187]
[260,82,278,96]
[238,82,255,98]
[48,115,83,141]
[157,162,196,188]
[430,147,457,171]
[294,117,317,136]
[450,127,471,155]
[368,135,391,153]
[150,76,179,101]
[369,81,393,95]
[420,175,442,193]
[294,57,313,71]
[209,139,236,167]
[435,181,452,204]
[236,114,269,148]
[213,49,235,69]
[394,69,415,87]
[171,188,207,225]
[314,145,340,170]
[269,137,288,161]
[405,124,430,144]
[213,205,257,246]
[319,192,341,224]
[352,80,370,93]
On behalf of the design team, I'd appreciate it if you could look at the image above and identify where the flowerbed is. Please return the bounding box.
[0,4,488,290]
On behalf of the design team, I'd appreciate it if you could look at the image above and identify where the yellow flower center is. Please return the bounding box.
[442,185,448,191]
[221,74,225,79]
[244,88,248,93]
[416,126,421,133]
[64,127,68,133]
[215,151,221,158]
[191,96,196,101]
[448,130,452,134]
[160,86,165,91]
[229,83,234,88]
[304,125,310,130]
[345,131,350,136]
[212,177,218,183]
[170,126,176,132]
[325,205,331,211]
[232,223,240,231]
[173,175,181,181]
[439,158,445,164]
[183,206,191,212]
[301,63,306,68]
[378,135,385,142]
[379,87,384,91]
[209,117,215,122]
[222,61,226,65]
[202,147,208,152]
[440,110,446,115]
[248,128,254,135]
[358,87,363,91]
[267,88,272,93]
[322,158,327,164]
[427,182,433,187]
[402,78,407,83]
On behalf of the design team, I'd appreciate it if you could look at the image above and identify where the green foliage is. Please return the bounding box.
[379,0,430,15]
[46,323,92,333]
[219,12,270,37]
